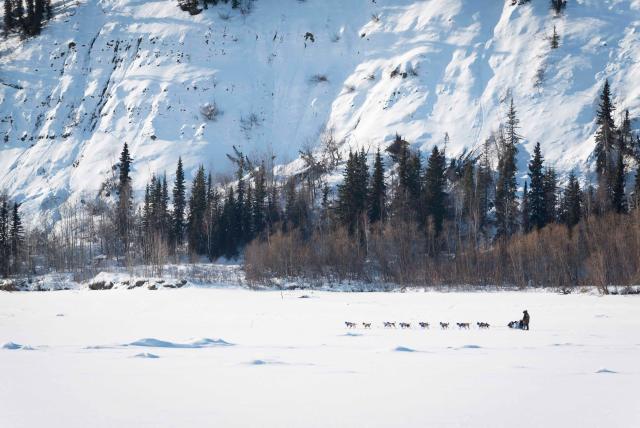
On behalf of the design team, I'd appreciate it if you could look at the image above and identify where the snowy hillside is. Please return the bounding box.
[1,0,639,223]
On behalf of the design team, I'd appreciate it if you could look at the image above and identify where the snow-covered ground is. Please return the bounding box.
[2,0,640,225]
[1,288,639,427]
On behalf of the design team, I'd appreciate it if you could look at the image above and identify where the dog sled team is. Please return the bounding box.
[345,310,530,331]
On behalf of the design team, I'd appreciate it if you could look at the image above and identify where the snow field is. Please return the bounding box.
[0,288,639,427]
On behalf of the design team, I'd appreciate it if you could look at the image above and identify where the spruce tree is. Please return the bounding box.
[337,150,369,235]
[368,148,386,224]
[551,0,566,14]
[0,200,9,277]
[611,154,626,214]
[243,183,254,242]
[233,155,251,243]
[118,143,132,192]
[521,181,530,233]
[161,173,169,236]
[407,153,422,209]
[205,182,221,259]
[224,186,240,258]
[116,143,133,251]
[154,175,164,231]
[266,183,280,232]
[505,99,521,150]
[620,110,632,154]
[215,186,235,258]
[476,139,493,232]
[423,146,447,234]
[4,0,14,36]
[142,183,151,232]
[561,172,582,228]
[460,159,476,228]
[543,167,558,224]
[14,0,24,18]
[233,183,246,249]
[528,142,546,230]
[148,175,158,230]
[594,79,617,209]
[13,0,24,36]
[33,0,43,35]
[25,0,34,35]
[187,166,207,255]
[393,140,421,220]
[495,102,520,238]
[252,163,267,236]
[172,157,186,248]
[9,202,22,274]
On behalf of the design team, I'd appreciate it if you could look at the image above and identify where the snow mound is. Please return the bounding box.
[394,346,416,353]
[134,352,160,359]
[2,342,23,350]
[550,342,583,347]
[460,345,482,349]
[127,337,233,348]
[1,342,36,350]
[595,368,618,374]
[341,332,363,337]
[248,359,287,366]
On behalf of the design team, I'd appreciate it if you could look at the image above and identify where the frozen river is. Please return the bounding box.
[1,288,639,427]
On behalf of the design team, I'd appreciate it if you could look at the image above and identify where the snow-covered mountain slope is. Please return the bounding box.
[1,0,639,223]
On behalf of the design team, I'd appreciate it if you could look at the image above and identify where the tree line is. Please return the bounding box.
[1,80,639,288]
[3,0,53,38]
[177,0,253,16]
[0,195,23,277]
[245,80,640,288]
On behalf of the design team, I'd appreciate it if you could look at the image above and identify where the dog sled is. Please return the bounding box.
[508,320,526,330]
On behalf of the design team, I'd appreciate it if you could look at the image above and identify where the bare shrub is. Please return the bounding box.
[240,0,255,15]
[240,112,261,135]
[245,211,640,289]
[309,74,329,84]
[245,227,366,281]
[319,126,342,171]
[343,84,356,94]
[200,102,221,121]
[407,63,418,77]
[534,64,546,88]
